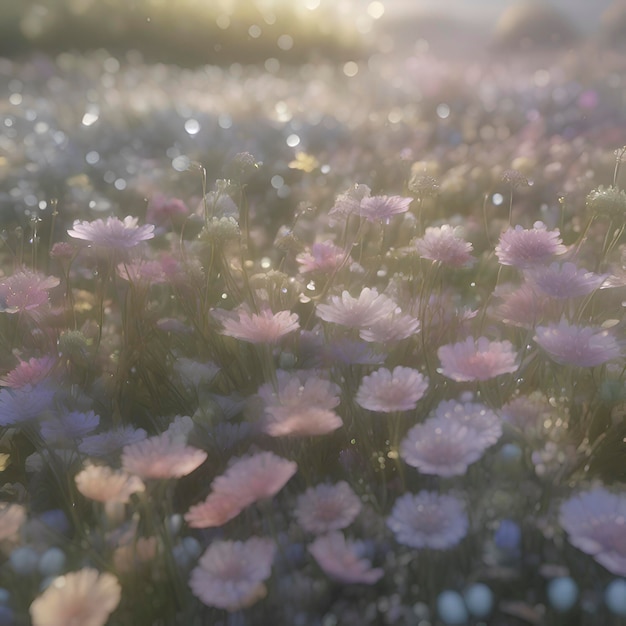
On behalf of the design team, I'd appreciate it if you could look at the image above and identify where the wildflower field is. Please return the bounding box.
[0,3,626,625]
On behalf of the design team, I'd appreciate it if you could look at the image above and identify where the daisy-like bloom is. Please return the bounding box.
[40,410,100,442]
[437,337,519,382]
[329,183,371,217]
[216,308,300,344]
[359,311,420,343]
[413,225,475,268]
[495,221,567,269]
[30,568,121,626]
[0,384,56,427]
[78,426,147,457]
[67,216,155,249]
[525,262,607,299]
[534,319,622,367]
[189,537,276,611]
[296,241,348,274]
[257,370,342,437]
[433,399,502,447]
[387,491,468,550]
[0,355,56,388]
[294,482,362,534]
[316,287,397,329]
[75,464,145,504]
[0,270,59,314]
[356,195,412,223]
[308,532,383,584]
[0,502,26,541]
[121,432,207,480]
[355,367,428,413]
[489,282,558,328]
[559,487,626,576]
[400,417,492,477]
[184,491,245,529]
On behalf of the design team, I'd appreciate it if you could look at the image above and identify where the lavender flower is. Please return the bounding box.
[437,337,519,381]
[355,366,428,413]
[495,221,567,269]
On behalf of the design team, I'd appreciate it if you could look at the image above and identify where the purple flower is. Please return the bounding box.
[355,366,428,412]
[67,216,155,249]
[495,221,567,269]
[559,487,626,576]
[316,288,397,329]
[40,410,100,442]
[0,384,55,426]
[387,491,468,549]
[434,399,502,446]
[78,426,147,457]
[535,319,622,367]
[295,482,362,534]
[525,262,607,299]
[356,195,413,223]
[437,337,519,381]
[359,311,420,343]
[413,225,475,268]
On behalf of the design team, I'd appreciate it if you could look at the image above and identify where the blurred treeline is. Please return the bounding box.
[0,0,365,65]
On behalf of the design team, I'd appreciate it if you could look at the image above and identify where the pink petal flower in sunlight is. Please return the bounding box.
[216,308,299,344]
[309,532,383,584]
[75,464,145,504]
[495,221,567,269]
[0,355,56,388]
[356,366,428,412]
[189,538,276,611]
[67,216,154,249]
[121,432,207,480]
[413,225,475,268]
[0,270,59,314]
[356,195,412,223]
[316,287,397,329]
[534,319,623,367]
[30,568,121,626]
[184,491,245,529]
[359,311,420,343]
[560,487,626,576]
[387,491,468,549]
[437,336,518,381]
[296,241,348,274]
[295,482,362,534]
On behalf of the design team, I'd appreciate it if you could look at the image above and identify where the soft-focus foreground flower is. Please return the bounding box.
[216,308,299,344]
[387,491,468,549]
[0,502,26,541]
[413,225,475,268]
[0,384,55,426]
[309,532,383,584]
[495,221,567,268]
[534,320,622,367]
[356,367,428,412]
[75,464,145,504]
[316,287,397,329]
[30,568,121,626]
[189,537,276,611]
[0,355,56,388]
[121,432,207,479]
[40,410,100,442]
[525,262,607,298]
[437,337,518,381]
[78,426,147,457]
[258,370,342,437]
[295,481,362,534]
[559,487,626,576]
[356,195,412,222]
[67,216,155,249]
[0,270,59,314]
[185,451,297,528]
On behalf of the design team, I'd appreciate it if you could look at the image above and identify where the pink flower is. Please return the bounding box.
[359,311,420,343]
[146,194,189,224]
[216,308,300,344]
[413,225,475,268]
[121,432,207,479]
[75,464,145,504]
[490,282,558,328]
[257,370,342,437]
[316,288,397,329]
[559,487,626,576]
[67,216,155,249]
[116,260,167,284]
[309,532,383,584]
[525,262,607,299]
[400,417,493,477]
[438,337,519,381]
[296,241,348,274]
[0,355,56,388]
[356,195,413,223]
[495,221,567,269]
[189,537,276,611]
[184,491,245,529]
[534,320,622,367]
[0,270,59,314]
[29,568,121,626]
[295,482,362,534]
[356,367,428,412]
[387,491,468,549]
[0,502,26,541]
